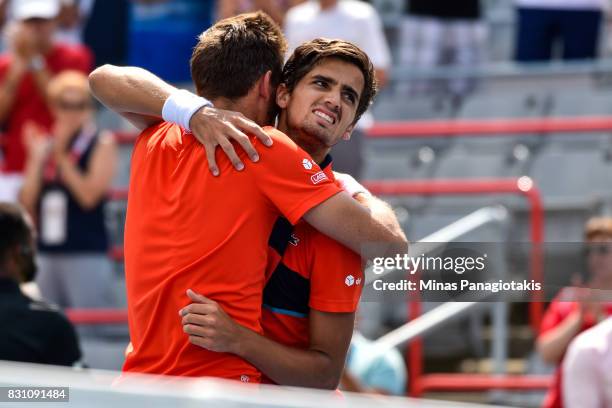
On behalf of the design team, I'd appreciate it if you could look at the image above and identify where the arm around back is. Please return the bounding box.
[303,192,408,261]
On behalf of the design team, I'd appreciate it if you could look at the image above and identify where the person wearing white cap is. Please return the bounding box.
[0,0,92,178]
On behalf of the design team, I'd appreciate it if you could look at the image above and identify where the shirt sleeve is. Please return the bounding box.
[563,331,602,408]
[251,127,342,225]
[539,291,576,337]
[307,227,364,313]
[64,44,94,73]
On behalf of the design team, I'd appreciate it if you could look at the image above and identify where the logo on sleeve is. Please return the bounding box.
[345,275,355,287]
[311,171,328,185]
[302,158,313,170]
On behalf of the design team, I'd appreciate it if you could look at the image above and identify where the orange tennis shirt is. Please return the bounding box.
[261,162,364,351]
[122,122,341,382]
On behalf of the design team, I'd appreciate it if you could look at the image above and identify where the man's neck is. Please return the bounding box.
[211,97,264,127]
[276,120,330,164]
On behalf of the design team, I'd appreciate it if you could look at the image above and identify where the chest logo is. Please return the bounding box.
[302,158,313,170]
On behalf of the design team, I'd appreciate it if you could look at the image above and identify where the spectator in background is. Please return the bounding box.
[127,0,215,84]
[563,317,612,408]
[399,0,486,98]
[537,217,612,408]
[55,0,88,45]
[53,0,129,67]
[217,0,300,25]
[83,0,128,67]
[0,0,8,49]
[0,0,92,176]
[19,71,117,312]
[340,331,407,395]
[0,202,82,366]
[284,0,390,179]
[515,0,605,62]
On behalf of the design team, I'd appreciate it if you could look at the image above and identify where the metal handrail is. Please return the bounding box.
[365,206,508,284]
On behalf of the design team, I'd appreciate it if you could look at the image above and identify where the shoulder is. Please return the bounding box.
[339,0,377,19]
[286,2,316,22]
[138,121,181,141]
[0,54,10,71]
[28,300,74,326]
[572,318,612,354]
[51,43,93,71]
[28,300,59,313]
[256,127,310,160]
[53,43,92,59]
[263,126,297,148]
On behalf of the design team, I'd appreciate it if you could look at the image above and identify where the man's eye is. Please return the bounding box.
[314,80,327,87]
[343,93,356,104]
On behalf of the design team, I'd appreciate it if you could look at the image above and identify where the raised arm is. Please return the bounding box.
[181,290,354,389]
[88,64,175,130]
[88,65,272,173]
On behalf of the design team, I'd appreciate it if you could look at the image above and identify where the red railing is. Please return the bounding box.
[366,115,612,138]
[363,178,546,397]
[66,308,128,325]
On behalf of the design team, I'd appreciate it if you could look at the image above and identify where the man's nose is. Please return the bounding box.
[323,91,341,113]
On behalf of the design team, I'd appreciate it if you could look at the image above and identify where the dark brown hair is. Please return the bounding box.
[282,38,378,124]
[190,12,286,100]
[0,203,30,265]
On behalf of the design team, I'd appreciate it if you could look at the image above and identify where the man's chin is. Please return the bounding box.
[301,123,336,147]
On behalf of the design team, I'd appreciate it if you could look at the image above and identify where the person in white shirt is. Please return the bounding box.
[515,0,606,61]
[284,0,391,179]
[562,317,612,408]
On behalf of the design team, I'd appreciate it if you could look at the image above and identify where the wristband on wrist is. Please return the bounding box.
[162,89,213,132]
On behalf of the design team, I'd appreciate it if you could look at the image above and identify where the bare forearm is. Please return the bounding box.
[354,194,404,242]
[0,63,25,123]
[30,66,52,99]
[19,159,44,215]
[537,310,583,364]
[235,326,339,389]
[89,65,175,128]
[57,158,104,209]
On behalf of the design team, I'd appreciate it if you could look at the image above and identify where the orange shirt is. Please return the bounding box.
[122,122,341,382]
[261,163,364,352]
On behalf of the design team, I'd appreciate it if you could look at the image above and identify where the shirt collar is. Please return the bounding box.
[318,154,335,182]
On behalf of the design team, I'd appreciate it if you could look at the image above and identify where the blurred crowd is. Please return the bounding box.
[0,1,611,406]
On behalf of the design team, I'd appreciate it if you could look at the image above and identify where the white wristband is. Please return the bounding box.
[162,89,212,132]
[335,172,371,197]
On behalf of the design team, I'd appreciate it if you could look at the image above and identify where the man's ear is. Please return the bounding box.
[342,124,355,141]
[276,83,290,109]
[259,70,273,100]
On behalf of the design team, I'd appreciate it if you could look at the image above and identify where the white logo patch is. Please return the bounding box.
[240,375,250,383]
[289,234,300,246]
[311,171,328,185]
[345,275,355,287]
[302,158,313,170]
[356,278,362,286]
